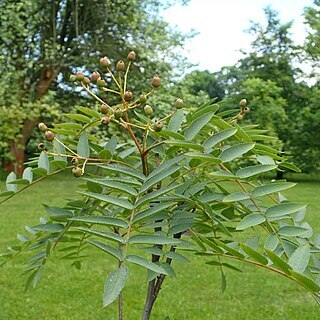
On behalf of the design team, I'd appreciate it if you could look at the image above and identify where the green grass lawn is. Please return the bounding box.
[0,173,320,320]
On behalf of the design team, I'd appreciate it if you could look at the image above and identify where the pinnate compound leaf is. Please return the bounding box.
[236,213,265,230]
[125,255,169,275]
[236,164,277,179]
[266,203,307,218]
[219,143,255,162]
[288,244,310,274]
[77,131,90,157]
[103,265,128,307]
[252,182,296,197]
[6,172,17,192]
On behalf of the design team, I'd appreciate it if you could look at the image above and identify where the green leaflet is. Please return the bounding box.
[203,128,238,150]
[128,234,182,245]
[38,151,50,174]
[290,271,320,293]
[223,191,251,203]
[288,244,310,274]
[241,244,268,265]
[22,167,33,183]
[78,227,126,244]
[236,164,277,179]
[184,112,214,140]
[99,164,146,181]
[6,172,17,192]
[219,143,255,163]
[79,191,134,210]
[163,140,204,151]
[278,226,309,237]
[125,254,169,275]
[103,265,128,307]
[266,203,307,218]
[184,152,221,164]
[236,213,265,230]
[84,178,138,196]
[77,131,90,157]
[87,240,123,261]
[64,113,91,123]
[168,109,184,132]
[252,182,296,197]
[76,106,100,119]
[265,249,291,275]
[69,216,128,228]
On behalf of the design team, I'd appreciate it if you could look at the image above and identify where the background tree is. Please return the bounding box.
[0,0,189,174]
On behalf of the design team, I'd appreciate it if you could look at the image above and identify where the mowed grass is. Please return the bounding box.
[0,174,320,320]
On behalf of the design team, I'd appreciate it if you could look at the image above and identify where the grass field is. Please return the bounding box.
[0,173,320,320]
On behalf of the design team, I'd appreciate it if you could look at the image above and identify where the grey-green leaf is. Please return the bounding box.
[22,167,33,183]
[266,203,307,218]
[77,131,90,157]
[103,265,128,307]
[288,244,310,273]
[236,164,277,179]
[223,192,251,203]
[236,213,265,230]
[69,216,128,228]
[203,128,238,149]
[185,112,213,140]
[278,226,309,237]
[125,255,168,275]
[79,191,134,210]
[38,151,50,174]
[252,182,296,197]
[219,143,255,162]
[6,172,17,192]
[129,234,182,245]
[168,109,184,132]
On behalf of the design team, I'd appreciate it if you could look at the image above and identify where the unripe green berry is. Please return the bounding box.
[91,71,100,83]
[100,56,111,67]
[124,90,133,101]
[38,122,48,132]
[100,104,109,114]
[239,99,247,107]
[144,105,153,116]
[97,78,106,87]
[101,115,110,125]
[76,71,84,81]
[38,143,46,151]
[83,77,90,85]
[44,130,55,142]
[114,108,123,119]
[174,98,184,109]
[72,167,82,177]
[152,121,163,132]
[69,74,77,82]
[151,75,161,88]
[127,51,136,61]
[116,60,125,71]
[243,106,250,113]
[139,94,147,104]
